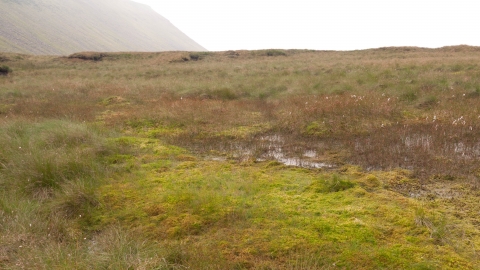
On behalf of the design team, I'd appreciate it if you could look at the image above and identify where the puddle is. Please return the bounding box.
[240,134,333,168]
[179,125,480,179]
[258,146,332,168]
[195,134,334,169]
[270,156,332,169]
[205,156,227,162]
[187,128,480,174]
[403,134,432,150]
[303,150,317,158]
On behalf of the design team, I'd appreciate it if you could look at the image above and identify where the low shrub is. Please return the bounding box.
[0,65,11,75]
[265,49,287,56]
[211,88,238,100]
[189,53,200,61]
[400,90,418,102]
[189,52,210,61]
[416,95,438,109]
[68,52,105,61]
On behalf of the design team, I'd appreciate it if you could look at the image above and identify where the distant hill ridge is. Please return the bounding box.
[0,0,206,55]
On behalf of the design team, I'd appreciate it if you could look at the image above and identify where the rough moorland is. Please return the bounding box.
[1,47,480,269]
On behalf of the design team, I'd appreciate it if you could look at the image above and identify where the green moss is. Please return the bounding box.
[304,121,330,136]
[307,174,355,193]
[357,174,382,191]
[89,153,477,268]
[109,136,139,146]
[105,154,134,164]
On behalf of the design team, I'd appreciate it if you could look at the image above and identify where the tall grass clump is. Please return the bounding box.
[306,174,355,193]
[0,120,154,267]
[0,120,108,197]
[0,121,99,249]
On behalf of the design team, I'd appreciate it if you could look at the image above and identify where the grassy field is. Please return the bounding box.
[1,47,480,269]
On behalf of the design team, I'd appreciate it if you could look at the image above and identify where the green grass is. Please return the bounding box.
[1,47,480,268]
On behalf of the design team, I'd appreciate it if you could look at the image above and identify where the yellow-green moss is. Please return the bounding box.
[86,137,478,268]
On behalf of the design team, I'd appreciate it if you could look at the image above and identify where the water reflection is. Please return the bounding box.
[199,134,334,169]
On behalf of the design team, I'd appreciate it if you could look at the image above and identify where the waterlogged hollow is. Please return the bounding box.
[175,123,480,178]
[254,135,333,168]
[349,124,480,178]
[186,134,336,169]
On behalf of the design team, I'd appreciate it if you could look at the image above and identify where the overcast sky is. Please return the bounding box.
[131,0,480,51]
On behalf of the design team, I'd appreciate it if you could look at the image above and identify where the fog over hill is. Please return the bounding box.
[0,0,206,55]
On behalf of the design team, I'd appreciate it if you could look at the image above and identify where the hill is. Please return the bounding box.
[0,0,206,55]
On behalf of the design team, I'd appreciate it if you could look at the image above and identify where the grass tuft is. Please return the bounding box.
[0,121,108,197]
[0,65,11,75]
[307,174,355,193]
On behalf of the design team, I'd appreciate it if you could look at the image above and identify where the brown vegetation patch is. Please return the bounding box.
[68,52,106,61]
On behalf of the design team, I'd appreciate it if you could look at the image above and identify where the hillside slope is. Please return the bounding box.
[0,0,206,55]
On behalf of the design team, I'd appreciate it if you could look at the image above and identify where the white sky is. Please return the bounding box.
[131,0,480,51]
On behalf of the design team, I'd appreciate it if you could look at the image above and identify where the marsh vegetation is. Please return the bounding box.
[1,47,480,269]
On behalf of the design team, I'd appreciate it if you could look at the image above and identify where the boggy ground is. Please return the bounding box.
[0,47,480,269]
